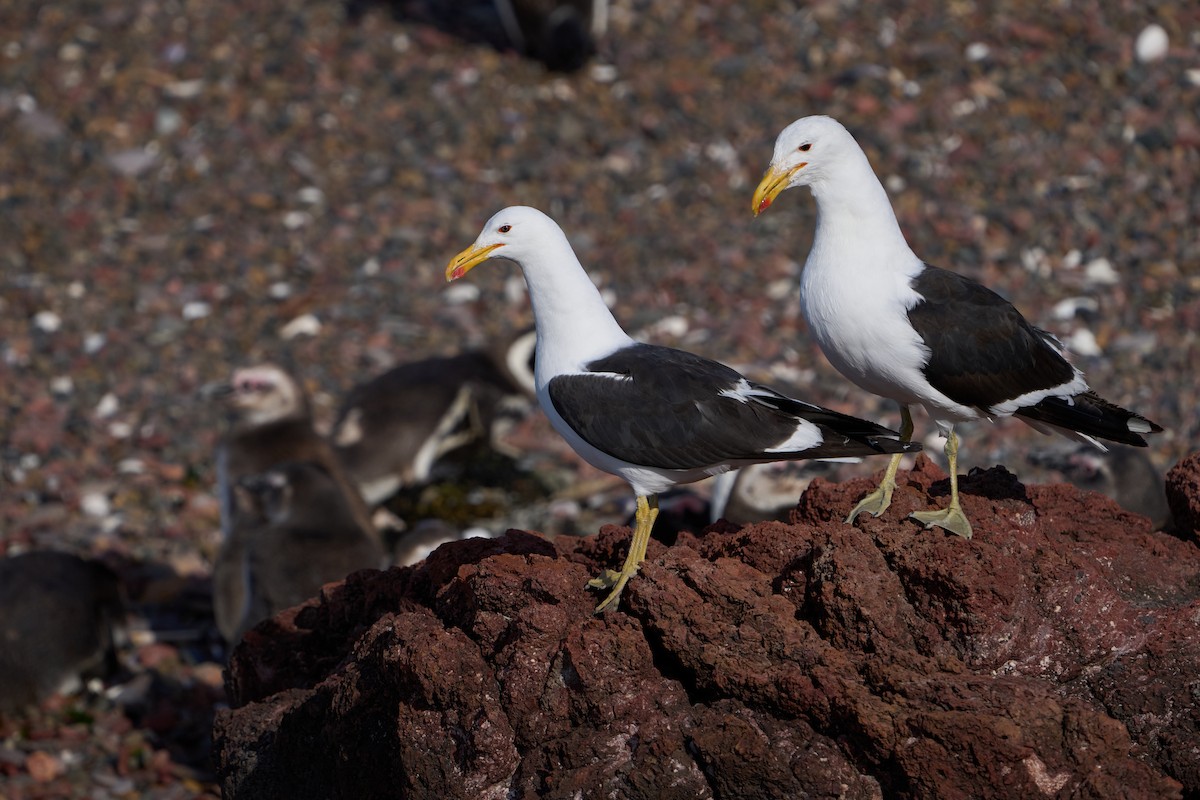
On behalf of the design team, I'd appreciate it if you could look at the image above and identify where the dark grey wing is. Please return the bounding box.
[909,265,1162,444]
[908,265,1076,411]
[548,343,911,470]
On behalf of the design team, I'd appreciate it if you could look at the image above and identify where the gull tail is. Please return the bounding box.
[1015,390,1162,447]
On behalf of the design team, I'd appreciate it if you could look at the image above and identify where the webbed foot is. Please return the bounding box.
[845,483,895,523]
[910,505,973,540]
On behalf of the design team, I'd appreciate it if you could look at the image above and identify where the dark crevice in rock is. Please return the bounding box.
[636,615,723,710]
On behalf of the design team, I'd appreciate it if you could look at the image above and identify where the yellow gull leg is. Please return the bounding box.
[846,405,913,524]
[591,494,659,613]
[909,428,973,539]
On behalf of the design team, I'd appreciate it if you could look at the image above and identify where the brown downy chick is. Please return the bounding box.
[213,461,384,645]
[331,330,535,505]
[0,551,125,711]
[213,364,379,545]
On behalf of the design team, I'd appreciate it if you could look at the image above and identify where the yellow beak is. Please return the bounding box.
[446,242,504,282]
[751,161,806,216]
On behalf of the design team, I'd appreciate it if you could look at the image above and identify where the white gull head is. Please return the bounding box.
[753,115,871,213]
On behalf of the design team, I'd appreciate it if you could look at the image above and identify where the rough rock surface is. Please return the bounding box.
[215,457,1200,799]
[1166,452,1200,540]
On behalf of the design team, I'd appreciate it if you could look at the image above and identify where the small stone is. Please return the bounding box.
[766,278,793,301]
[58,42,84,62]
[1067,328,1102,357]
[965,42,990,62]
[92,773,135,794]
[106,148,160,177]
[95,393,119,418]
[282,210,312,229]
[161,42,187,64]
[590,63,618,83]
[280,313,321,339]
[25,750,64,783]
[297,186,325,205]
[49,375,73,395]
[155,107,184,136]
[646,314,689,339]
[118,458,146,474]
[1084,257,1119,286]
[504,276,527,305]
[182,301,211,320]
[164,79,205,99]
[1020,247,1050,276]
[81,491,111,518]
[444,282,480,305]
[34,310,62,332]
[1135,24,1168,63]
[192,662,227,689]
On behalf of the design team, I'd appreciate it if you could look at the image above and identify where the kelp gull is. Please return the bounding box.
[752,115,1162,539]
[446,206,919,611]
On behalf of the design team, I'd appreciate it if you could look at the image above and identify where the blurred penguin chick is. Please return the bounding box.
[1029,444,1172,531]
[211,363,378,543]
[213,461,384,645]
[0,551,125,711]
[392,518,500,567]
[331,331,536,506]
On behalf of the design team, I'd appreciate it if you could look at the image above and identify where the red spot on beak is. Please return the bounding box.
[757,196,773,213]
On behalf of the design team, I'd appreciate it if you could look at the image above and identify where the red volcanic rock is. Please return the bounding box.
[1166,452,1200,539]
[214,458,1200,799]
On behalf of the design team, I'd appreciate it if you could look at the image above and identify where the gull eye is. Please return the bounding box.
[798,143,812,152]
[498,224,512,233]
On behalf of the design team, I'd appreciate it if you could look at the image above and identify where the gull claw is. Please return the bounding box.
[586,569,623,590]
[845,484,894,523]
[910,506,973,540]
[592,571,635,614]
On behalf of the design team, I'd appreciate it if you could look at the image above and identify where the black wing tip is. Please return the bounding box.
[873,437,922,455]
[1124,406,1164,438]
[753,390,905,437]
[1018,392,1165,448]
